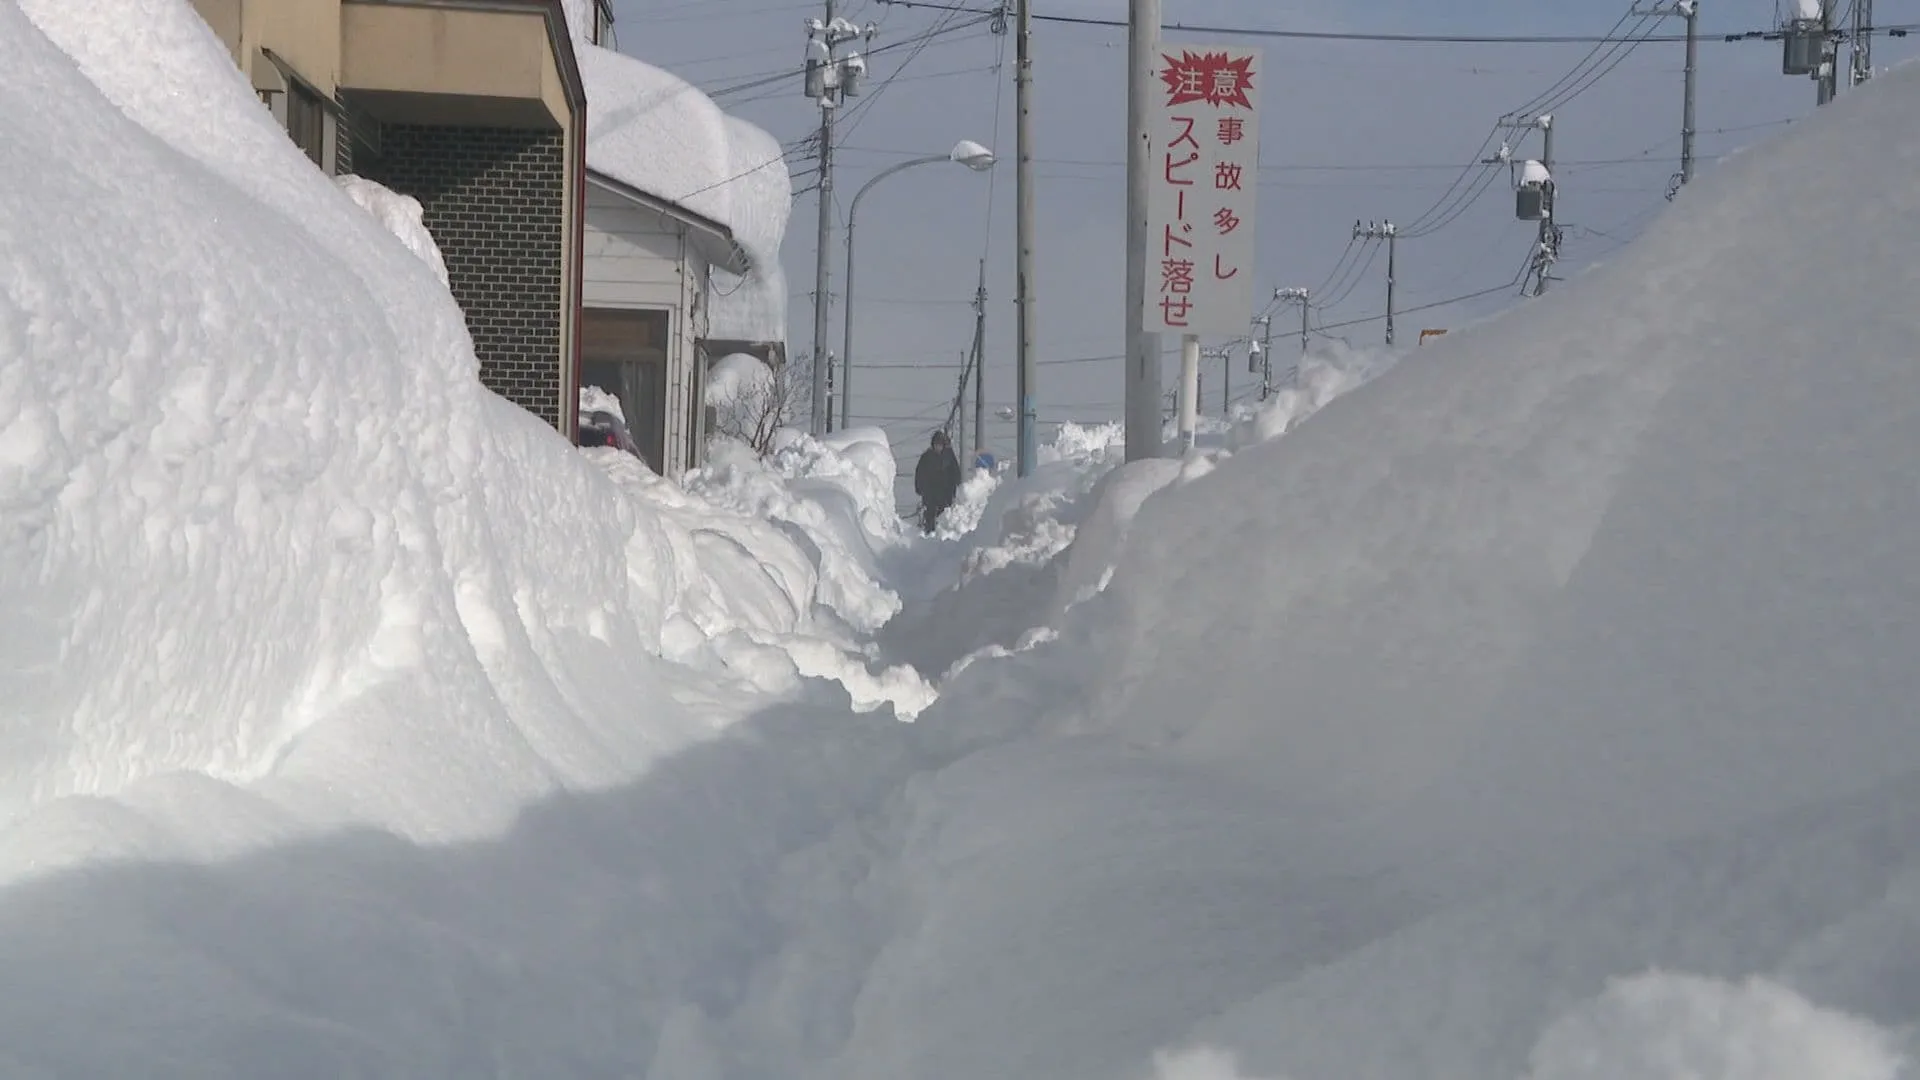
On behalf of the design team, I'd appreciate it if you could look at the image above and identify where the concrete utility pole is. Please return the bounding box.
[954,353,970,452]
[971,258,987,458]
[1634,1,1697,197]
[1199,345,1232,414]
[803,7,872,435]
[1123,0,1161,463]
[1013,0,1039,476]
[1818,0,1839,105]
[1502,113,1558,296]
[1273,287,1308,397]
[1248,316,1271,402]
[1851,0,1874,87]
[1351,221,1398,344]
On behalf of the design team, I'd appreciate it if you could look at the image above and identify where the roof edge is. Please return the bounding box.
[587,169,751,276]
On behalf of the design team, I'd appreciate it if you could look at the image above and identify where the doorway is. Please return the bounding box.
[581,308,669,473]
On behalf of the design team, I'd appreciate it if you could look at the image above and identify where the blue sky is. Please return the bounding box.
[618,0,1908,460]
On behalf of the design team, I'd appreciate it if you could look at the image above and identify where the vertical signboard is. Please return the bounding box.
[1142,44,1262,336]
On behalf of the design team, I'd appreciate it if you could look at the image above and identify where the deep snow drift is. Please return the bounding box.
[10,0,1920,1077]
[0,0,912,868]
[814,57,1920,1080]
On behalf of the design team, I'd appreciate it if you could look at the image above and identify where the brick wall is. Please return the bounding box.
[358,125,567,429]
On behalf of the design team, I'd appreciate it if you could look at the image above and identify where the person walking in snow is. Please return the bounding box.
[914,430,963,534]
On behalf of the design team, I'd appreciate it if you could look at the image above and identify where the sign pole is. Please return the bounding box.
[1178,333,1200,451]
[1138,42,1262,451]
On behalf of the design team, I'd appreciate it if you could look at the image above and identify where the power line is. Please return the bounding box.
[876,1,1920,42]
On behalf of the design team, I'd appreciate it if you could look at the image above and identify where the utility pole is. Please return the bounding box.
[1851,0,1874,87]
[955,353,970,452]
[803,8,872,435]
[1634,1,1697,197]
[1681,0,1697,186]
[1123,0,1161,462]
[1014,0,1039,476]
[1199,345,1232,414]
[1817,0,1839,105]
[971,258,987,459]
[1247,316,1271,402]
[1352,221,1398,344]
[1273,287,1308,397]
[1500,113,1558,296]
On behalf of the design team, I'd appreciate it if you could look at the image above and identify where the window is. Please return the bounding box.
[582,309,670,473]
[286,81,326,168]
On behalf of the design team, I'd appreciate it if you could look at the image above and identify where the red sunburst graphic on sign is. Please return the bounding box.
[1159,50,1255,109]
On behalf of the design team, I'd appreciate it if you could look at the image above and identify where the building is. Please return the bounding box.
[574,24,794,477]
[189,0,588,439]
[581,172,748,475]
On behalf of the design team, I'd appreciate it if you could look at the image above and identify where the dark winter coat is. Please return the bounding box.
[914,445,963,509]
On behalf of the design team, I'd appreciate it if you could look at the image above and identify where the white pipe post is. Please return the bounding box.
[1178,333,1200,451]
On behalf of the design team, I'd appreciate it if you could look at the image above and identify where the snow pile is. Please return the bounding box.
[882,340,1395,681]
[819,59,1920,1080]
[705,352,773,408]
[579,383,625,421]
[334,175,450,287]
[877,422,1144,678]
[685,427,904,614]
[0,0,894,869]
[1148,1047,1290,1080]
[1520,974,1905,1080]
[928,460,1000,539]
[1225,339,1399,449]
[677,426,933,715]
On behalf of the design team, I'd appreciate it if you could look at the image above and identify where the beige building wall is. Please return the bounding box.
[340,5,568,127]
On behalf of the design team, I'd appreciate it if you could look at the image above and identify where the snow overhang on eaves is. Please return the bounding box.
[587,170,752,276]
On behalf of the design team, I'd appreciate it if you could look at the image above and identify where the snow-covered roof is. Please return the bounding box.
[586,169,749,276]
[578,44,734,227]
[575,42,792,344]
[709,114,792,344]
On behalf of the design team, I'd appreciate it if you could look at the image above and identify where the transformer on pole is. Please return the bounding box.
[803,8,875,435]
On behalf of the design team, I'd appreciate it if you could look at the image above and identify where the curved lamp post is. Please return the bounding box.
[838,138,995,430]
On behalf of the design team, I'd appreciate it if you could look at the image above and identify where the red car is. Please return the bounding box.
[577,409,641,457]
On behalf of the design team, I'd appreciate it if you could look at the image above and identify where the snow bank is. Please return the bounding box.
[0,0,899,857]
[811,57,1920,1080]
[706,352,772,408]
[1520,973,1905,1080]
[880,342,1394,682]
[680,427,934,716]
[579,384,625,422]
[1148,1047,1289,1080]
[334,175,450,287]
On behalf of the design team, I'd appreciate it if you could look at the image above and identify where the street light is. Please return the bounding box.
[837,138,995,430]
